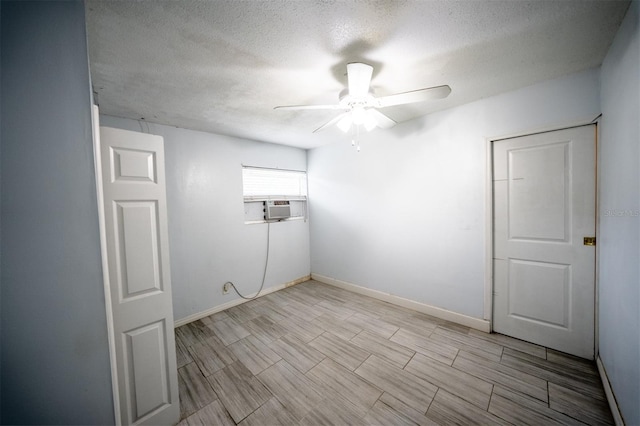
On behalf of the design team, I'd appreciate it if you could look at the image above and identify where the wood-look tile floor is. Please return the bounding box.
[175,280,613,425]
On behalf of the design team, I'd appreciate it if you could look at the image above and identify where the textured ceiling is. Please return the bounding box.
[86,0,630,149]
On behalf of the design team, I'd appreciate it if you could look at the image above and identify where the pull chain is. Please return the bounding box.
[352,125,361,152]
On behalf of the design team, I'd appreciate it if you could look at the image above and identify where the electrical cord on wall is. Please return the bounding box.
[224,221,271,300]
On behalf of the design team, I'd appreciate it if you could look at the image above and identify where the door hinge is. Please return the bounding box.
[584,237,596,246]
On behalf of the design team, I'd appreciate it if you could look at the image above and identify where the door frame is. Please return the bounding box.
[91,105,122,425]
[484,118,600,355]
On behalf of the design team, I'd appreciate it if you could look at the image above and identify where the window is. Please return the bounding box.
[242,166,307,200]
[242,166,307,223]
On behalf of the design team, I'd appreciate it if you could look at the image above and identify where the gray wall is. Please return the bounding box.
[308,68,600,319]
[1,2,114,424]
[599,1,639,424]
[100,116,311,322]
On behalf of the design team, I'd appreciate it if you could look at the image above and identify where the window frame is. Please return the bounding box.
[241,165,308,224]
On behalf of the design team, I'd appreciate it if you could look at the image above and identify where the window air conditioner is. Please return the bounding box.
[264,200,291,220]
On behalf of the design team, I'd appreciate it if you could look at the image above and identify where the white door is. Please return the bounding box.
[99,126,179,425]
[493,125,596,359]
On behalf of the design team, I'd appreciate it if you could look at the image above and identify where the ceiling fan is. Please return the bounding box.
[274,63,451,134]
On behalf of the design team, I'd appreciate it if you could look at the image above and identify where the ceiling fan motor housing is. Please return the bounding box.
[338,88,378,110]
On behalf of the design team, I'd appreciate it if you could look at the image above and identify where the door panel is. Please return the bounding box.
[115,201,163,299]
[493,125,596,359]
[507,259,570,328]
[124,320,170,420]
[100,126,179,425]
[509,142,569,241]
[111,148,157,183]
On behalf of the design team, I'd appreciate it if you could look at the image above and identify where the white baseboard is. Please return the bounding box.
[311,273,490,333]
[597,356,625,426]
[174,275,310,328]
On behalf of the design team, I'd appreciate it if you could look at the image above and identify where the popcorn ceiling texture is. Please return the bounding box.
[86,0,629,149]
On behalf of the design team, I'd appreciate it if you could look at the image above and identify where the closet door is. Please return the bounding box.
[99,126,179,425]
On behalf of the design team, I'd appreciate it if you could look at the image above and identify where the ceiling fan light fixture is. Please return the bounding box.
[363,110,378,132]
[336,114,353,133]
[351,106,368,125]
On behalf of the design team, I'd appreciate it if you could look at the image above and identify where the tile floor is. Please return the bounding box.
[175,280,613,425]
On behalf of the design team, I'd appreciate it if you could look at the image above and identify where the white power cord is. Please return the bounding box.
[224,221,271,300]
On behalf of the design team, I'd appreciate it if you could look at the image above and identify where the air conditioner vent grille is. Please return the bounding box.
[264,200,291,220]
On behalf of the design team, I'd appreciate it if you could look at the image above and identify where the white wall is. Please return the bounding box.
[1,1,114,423]
[100,116,310,322]
[599,1,639,424]
[308,68,600,319]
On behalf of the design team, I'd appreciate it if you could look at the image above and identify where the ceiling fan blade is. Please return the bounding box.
[312,112,350,133]
[274,104,348,111]
[376,85,451,108]
[347,63,373,98]
[367,109,396,129]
